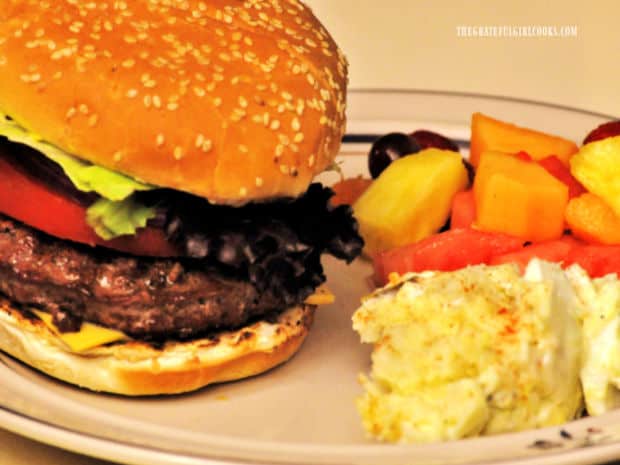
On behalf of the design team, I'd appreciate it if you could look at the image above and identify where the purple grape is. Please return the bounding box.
[368,132,420,178]
[410,130,460,153]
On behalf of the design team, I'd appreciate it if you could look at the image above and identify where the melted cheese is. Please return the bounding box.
[33,311,128,353]
[304,285,335,306]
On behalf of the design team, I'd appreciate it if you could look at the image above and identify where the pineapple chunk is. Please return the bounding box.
[353,149,468,255]
[570,136,620,216]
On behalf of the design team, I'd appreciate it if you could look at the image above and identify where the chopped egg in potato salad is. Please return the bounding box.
[353,259,620,443]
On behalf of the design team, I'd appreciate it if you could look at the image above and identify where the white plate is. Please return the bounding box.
[1,90,618,465]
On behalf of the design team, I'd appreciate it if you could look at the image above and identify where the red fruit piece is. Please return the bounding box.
[450,190,476,229]
[566,244,620,278]
[373,228,525,285]
[489,236,581,272]
[515,151,533,162]
[410,130,460,153]
[330,176,372,206]
[538,155,586,198]
[583,121,620,145]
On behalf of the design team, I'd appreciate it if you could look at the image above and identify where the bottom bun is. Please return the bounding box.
[0,297,315,396]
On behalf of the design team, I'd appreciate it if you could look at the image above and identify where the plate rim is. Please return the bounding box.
[346,88,619,121]
[0,89,617,465]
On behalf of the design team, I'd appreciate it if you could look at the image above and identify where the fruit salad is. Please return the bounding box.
[347,113,620,443]
[335,113,620,284]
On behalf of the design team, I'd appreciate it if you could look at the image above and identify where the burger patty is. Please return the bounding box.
[0,214,285,340]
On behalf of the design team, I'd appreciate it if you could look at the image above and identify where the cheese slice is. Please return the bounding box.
[304,285,335,306]
[33,310,128,353]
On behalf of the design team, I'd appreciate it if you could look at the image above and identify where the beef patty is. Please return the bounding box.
[0,215,285,340]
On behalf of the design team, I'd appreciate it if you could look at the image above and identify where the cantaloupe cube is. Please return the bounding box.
[566,193,620,245]
[474,151,568,241]
[470,113,579,167]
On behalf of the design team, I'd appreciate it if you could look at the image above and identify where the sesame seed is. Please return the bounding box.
[167,102,179,111]
[294,133,304,143]
[113,151,123,162]
[270,120,280,130]
[173,146,184,159]
[291,117,301,131]
[66,107,77,119]
[213,97,222,107]
[156,134,165,147]
[202,139,213,152]
[122,58,135,68]
[255,177,264,187]
[88,114,98,127]
[239,144,249,153]
[126,88,138,98]
[239,187,248,196]
[152,95,162,108]
[79,104,89,114]
[195,133,205,148]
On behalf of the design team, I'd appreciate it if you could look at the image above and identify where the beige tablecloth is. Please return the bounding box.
[1,1,618,464]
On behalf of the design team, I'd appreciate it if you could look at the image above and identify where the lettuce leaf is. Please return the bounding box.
[86,198,157,240]
[0,112,158,239]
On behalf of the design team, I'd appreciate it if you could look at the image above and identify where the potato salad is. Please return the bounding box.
[353,259,620,443]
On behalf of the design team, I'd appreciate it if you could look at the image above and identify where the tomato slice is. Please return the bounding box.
[0,155,177,256]
[373,228,525,285]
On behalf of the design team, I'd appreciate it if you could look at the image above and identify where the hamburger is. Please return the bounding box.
[0,0,362,395]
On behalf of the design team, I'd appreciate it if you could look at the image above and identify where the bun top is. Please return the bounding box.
[0,0,347,203]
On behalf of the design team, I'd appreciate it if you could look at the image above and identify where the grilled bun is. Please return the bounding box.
[0,297,315,396]
[0,0,347,204]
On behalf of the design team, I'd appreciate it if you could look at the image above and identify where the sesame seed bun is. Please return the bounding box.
[0,296,315,396]
[0,0,347,204]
